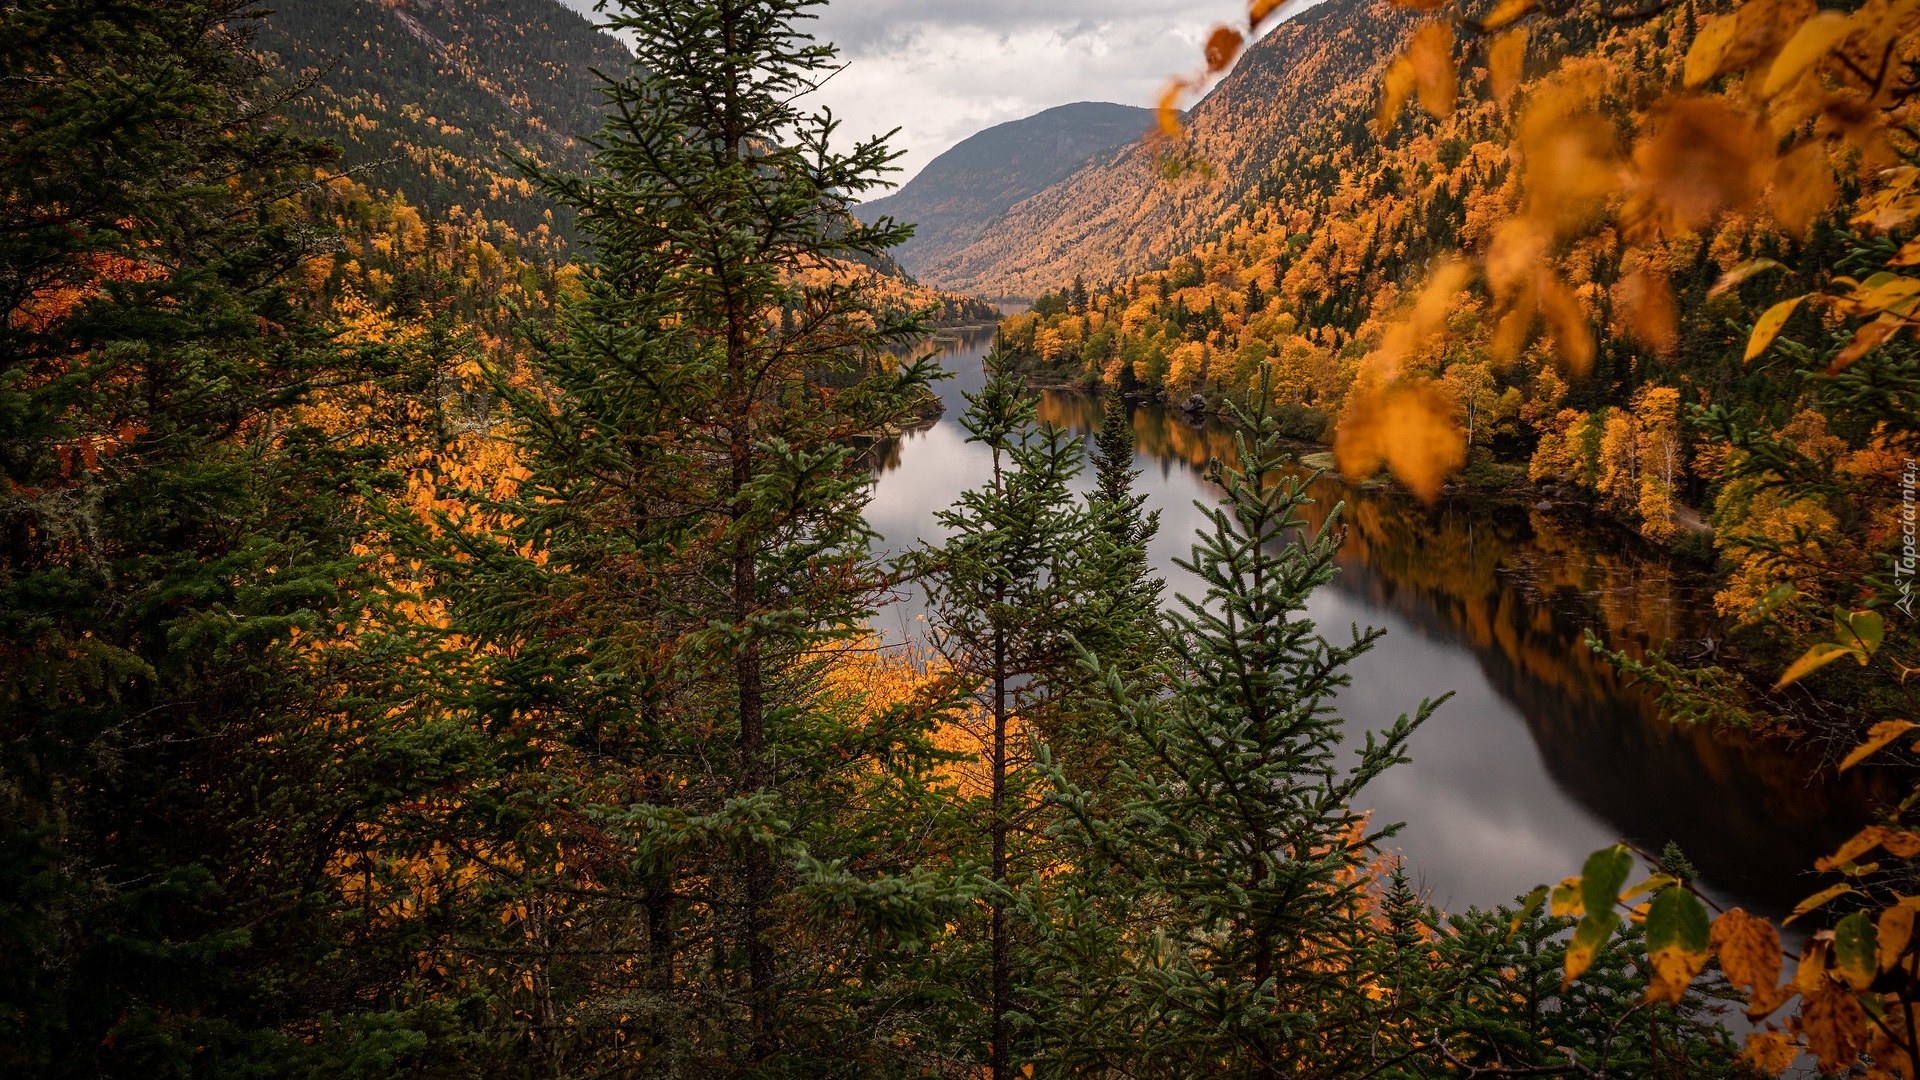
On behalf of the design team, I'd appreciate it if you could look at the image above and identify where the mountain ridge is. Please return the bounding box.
[910,0,1418,298]
[855,101,1156,294]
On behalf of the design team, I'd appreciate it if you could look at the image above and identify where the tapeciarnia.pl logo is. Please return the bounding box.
[1900,458,1917,619]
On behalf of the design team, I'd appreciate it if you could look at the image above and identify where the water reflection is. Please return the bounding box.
[865,330,1886,921]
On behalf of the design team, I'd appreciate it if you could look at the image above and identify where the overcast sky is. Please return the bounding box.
[555,0,1305,186]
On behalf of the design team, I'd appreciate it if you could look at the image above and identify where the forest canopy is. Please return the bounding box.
[0,0,1911,1076]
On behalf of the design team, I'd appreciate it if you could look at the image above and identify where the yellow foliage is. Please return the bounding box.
[1335,381,1466,501]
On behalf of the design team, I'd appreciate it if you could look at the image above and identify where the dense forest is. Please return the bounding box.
[1001,0,1915,733]
[0,0,1913,1078]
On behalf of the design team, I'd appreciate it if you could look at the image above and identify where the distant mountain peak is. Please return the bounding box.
[856,101,1156,296]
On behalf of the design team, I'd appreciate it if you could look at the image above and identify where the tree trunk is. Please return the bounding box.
[990,617,1011,1080]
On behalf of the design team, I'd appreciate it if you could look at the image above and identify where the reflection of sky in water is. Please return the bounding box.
[864,330,1876,922]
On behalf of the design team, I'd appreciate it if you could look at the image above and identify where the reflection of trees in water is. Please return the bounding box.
[866,327,999,476]
[1036,389,1884,920]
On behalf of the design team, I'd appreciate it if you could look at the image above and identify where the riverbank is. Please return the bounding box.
[869,330,1883,922]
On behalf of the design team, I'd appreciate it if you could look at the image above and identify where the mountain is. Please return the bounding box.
[855,102,1155,294]
[906,0,1422,299]
[253,0,631,241]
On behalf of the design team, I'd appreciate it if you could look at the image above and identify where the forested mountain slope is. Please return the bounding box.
[855,102,1155,288]
[921,0,1420,297]
[253,0,629,239]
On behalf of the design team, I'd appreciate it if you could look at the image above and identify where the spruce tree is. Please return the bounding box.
[920,350,1105,1079]
[0,2,475,1074]
[427,0,963,1071]
[1050,368,1442,1078]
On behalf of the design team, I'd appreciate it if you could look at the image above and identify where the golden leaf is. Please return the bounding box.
[1685,14,1742,87]
[1787,882,1859,924]
[1776,641,1860,689]
[1840,719,1918,771]
[1333,381,1467,502]
[1513,74,1623,230]
[1795,937,1833,996]
[1620,267,1677,355]
[1711,908,1785,1009]
[1550,876,1585,918]
[1709,258,1787,299]
[1489,27,1528,109]
[1761,11,1854,98]
[1818,825,1907,871]
[1205,26,1245,73]
[1157,81,1187,137]
[1770,139,1836,238]
[1746,295,1806,361]
[1741,1030,1800,1075]
[1479,0,1536,31]
[1538,270,1594,376]
[1878,903,1916,973]
[1890,234,1920,266]
[1250,0,1286,25]
[1830,312,1904,375]
[1409,21,1457,119]
[1629,96,1774,236]
[1686,0,1817,88]
[1377,55,1418,134]
[1795,965,1870,1074]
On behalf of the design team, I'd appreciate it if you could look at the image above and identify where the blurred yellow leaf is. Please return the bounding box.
[1796,941,1870,1072]
[1745,295,1805,361]
[1157,81,1187,137]
[1409,21,1457,118]
[1684,0,1816,88]
[1709,258,1786,298]
[1839,719,1917,771]
[1621,872,1678,902]
[1550,875,1584,917]
[1829,312,1903,374]
[1489,27,1528,108]
[1620,266,1677,355]
[1538,270,1593,375]
[1629,96,1773,236]
[1377,55,1417,134]
[1479,0,1536,31]
[1250,0,1286,25]
[1685,13,1741,86]
[1333,381,1467,502]
[1761,12,1852,97]
[1770,139,1835,237]
[1890,234,1920,266]
[1205,25,1245,73]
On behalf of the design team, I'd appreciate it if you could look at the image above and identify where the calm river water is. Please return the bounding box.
[865,327,1889,922]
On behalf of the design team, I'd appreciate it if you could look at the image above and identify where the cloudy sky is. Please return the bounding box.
[555,0,1303,186]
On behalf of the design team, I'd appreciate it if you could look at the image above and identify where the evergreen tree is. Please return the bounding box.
[920,351,1104,1079]
[0,2,475,1074]
[1070,275,1089,316]
[426,0,963,1071]
[1050,368,1441,1077]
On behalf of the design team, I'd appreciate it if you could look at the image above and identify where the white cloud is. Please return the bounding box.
[553,0,1309,185]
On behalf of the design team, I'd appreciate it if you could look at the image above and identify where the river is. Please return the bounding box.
[864,327,1890,923]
